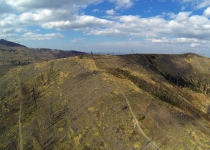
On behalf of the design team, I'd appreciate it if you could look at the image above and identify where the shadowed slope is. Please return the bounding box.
[0,42,86,77]
[0,39,26,47]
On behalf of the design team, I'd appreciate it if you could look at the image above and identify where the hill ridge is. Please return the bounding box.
[0,39,26,47]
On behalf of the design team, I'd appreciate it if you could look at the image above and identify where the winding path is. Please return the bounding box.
[17,73,23,150]
[18,100,23,150]
[113,80,160,149]
[94,55,160,149]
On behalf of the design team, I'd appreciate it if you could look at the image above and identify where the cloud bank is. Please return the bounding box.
[0,0,210,56]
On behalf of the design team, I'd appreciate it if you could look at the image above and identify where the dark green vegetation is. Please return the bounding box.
[0,42,210,149]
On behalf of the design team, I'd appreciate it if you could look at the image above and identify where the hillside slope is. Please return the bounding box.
[0,54,210,149]
[0,42,86,77]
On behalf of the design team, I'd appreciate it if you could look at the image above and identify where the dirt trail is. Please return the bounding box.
[17,73,23,150]
[18,100,23,150]
[113,81,160,149]
[94,55,160,149]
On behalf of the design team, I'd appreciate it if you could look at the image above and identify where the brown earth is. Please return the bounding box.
[0,53,210,149]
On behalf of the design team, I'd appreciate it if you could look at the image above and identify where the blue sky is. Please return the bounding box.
[0,0,210,56]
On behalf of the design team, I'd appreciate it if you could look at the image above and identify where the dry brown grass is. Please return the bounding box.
[0,54,210,149]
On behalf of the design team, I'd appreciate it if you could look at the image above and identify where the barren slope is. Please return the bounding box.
[0,54,210,149]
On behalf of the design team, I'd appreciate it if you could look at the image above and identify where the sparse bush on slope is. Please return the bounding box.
[107,68,207,119]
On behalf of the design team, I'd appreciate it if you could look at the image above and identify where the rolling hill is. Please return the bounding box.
[0,42,210,149]
[0,40,86,77]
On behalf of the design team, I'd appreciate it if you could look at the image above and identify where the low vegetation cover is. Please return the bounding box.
[0,41,210,149]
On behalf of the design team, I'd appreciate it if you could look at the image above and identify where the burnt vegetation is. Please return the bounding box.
[0,42,210,149]
[107,67,207,120]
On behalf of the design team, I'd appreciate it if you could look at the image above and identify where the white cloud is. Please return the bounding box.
[178,0,210,9]
[0,1,15,15]
[6,0,102,10]
[150,37,199,44]
[22,32,64,40]
[77,12,210,41]
[88,15,165,37]
[162,12,177,19]
[0,29,25,43]
[151,37,169,43]
[174,38,198,43]
[190,43,199,47]
[106,9,115,15]
[109,0,134,9]
[41,15,113,30]
[19,9,74,23]
[1,27,27,34]
[71,38,85,43]
[88,28,123,36]
[0,9,75,28]
[1,4,210,42]
[175,12,191,21]
[163,12,210,39]
[196,0,210,9]
[92,9,100,13]
[119,15,140,22]
[204,6,210,17]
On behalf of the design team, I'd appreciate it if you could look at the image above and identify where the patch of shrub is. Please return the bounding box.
[138,115,145,121]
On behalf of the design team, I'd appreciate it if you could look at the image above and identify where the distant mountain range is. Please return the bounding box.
[0,39,87,77]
